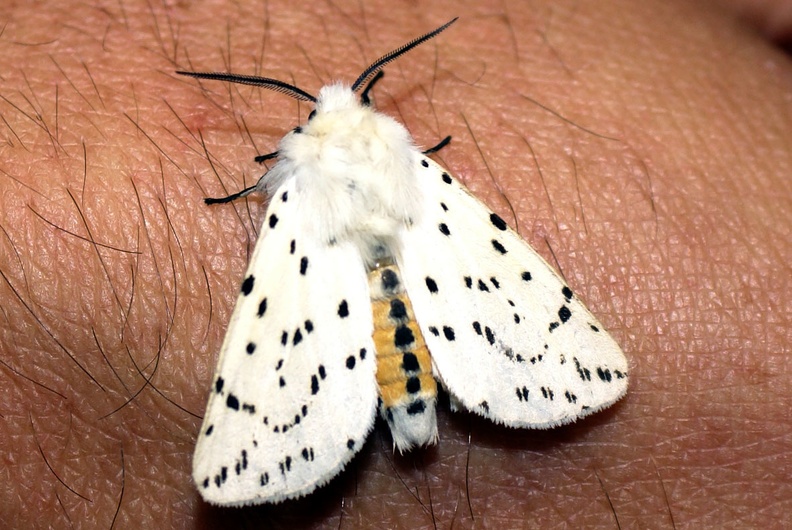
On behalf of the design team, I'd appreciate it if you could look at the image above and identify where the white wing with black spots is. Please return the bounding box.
[397,158,629,428]
[193,178,378,506]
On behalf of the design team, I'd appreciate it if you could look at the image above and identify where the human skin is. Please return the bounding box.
[0,0,790,528]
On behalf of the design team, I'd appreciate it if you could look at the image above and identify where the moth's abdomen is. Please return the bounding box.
[368,263,438,451]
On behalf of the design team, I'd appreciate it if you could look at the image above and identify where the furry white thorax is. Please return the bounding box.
[263,83,423,266]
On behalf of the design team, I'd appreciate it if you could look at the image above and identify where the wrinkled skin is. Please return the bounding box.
[0,0,790,528]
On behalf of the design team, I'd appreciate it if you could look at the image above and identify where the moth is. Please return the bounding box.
[179,18,628,506]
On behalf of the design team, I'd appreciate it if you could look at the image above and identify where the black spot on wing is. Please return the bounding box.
[421,159,429,168]
[490,213,508,231]
[279,456,292,475]
[292,328,303,346]
[214,467,227,487]
[257,297,267,317]
[597,367,613,382]
[562,286,573,301]
[485,326,495,345]
[439,223,450,236]
[559,305,571,323]
[521,271,532,281]
[299,256,309,275]
[241,275,255,296]
[492,239,507,254]
[442,173,452,184]
[338,300,349,318]
[574,358,592,381]
[425,277,438,293]
[269,214,278,228]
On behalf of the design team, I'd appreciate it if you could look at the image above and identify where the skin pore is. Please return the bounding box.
[0,0,790,527]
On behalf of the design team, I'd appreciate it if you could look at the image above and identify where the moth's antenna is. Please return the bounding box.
[351,18,458,92]
[176,71,317,103]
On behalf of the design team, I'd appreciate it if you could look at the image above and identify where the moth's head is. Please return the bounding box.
[313,84,359,115]
[297,84,369,139]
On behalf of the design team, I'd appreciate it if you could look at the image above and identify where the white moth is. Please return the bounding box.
[180,18,628,506]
